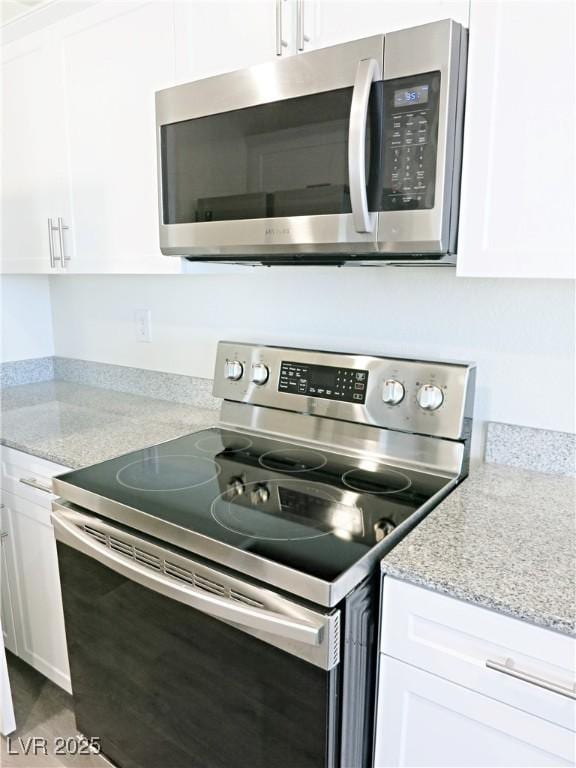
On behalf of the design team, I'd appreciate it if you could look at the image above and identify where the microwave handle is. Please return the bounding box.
[348,58,381,233]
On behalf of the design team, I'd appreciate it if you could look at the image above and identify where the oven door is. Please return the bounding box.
[52,504,341,768]
[156,36,384,260]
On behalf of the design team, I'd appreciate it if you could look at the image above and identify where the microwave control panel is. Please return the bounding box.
[381,71,441,211]
[278,361,369,404]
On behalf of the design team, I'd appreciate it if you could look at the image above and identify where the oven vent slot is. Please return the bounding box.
[330,611,341,669]
[81,524,264,611]
[193,573,227,597]
[109,537,134,557]
[134,548,162,571]
[164,561,227,598]
[83,525,107,545]
[163,561,195,585]
[230,590,265,609]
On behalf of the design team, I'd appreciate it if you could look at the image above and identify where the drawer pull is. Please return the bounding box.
[19,477,53,495]
[0,531,8,541]
[486,658,576,700]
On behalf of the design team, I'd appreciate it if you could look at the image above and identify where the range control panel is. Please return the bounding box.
[278,361,368,404]
[382,71,440,211]
[213,341,475,441]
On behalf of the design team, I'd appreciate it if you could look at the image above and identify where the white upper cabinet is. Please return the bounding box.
[298,0,469,51]
[457,0,575,279]
[1,29,69,274]
[174,0,294,83]
[56,1,180,274]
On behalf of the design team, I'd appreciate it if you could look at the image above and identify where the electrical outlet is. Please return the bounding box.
[134,309,152,343]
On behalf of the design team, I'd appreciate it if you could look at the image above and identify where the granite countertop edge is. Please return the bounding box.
[381,563,576,637]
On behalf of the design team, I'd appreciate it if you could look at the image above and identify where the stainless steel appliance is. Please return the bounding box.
[52,342,475,768]
[156,21,467,265]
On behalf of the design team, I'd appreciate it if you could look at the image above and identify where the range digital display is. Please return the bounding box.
[393,84,429,108]
[278,361,368,404]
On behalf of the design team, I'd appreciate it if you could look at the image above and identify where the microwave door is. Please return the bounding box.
[156,36,384,260]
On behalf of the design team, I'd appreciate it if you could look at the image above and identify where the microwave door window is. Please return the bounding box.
[160,86,383,225]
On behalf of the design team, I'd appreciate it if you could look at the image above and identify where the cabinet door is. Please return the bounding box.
[1,30,69,274]
[1,491,71,693]
[0,504,18,655]
[374,656,575,768]
[56,1,180,274]
[300,0,469,52]
[457,0,575,278]
[174,0,293,84]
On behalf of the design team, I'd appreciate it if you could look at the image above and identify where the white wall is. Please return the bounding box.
[49,269,576,459]
[0,275,54,361]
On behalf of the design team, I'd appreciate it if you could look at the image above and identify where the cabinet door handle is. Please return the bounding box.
[486,658,576,700]
[275,0,288,55]
[19,477,53,495]
[296,0,310,51]
[47,218,60,268]
[57,217,70,263]
[0,531,8,541]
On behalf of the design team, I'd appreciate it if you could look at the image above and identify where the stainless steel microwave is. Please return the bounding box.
[155,20,467,266]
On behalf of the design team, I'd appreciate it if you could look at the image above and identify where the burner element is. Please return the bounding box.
[211,479,360,541]
[258,448,327,473]
[341,467,411,495]
[116,455,220,492]
[195,434,253,454]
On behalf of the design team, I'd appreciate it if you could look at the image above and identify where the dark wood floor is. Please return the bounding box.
[1,653,109,768]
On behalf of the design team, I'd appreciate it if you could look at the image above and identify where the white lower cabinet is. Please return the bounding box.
[0,504,18,655]
[0,448,71,693]
[375,656,575,768]
[375,578,576,768]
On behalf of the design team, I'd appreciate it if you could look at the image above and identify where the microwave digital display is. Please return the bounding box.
[393,84,429,108]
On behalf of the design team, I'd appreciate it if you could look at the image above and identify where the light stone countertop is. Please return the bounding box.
[0,380,218,469]
[381,463,576,636]
[2,375,574,637]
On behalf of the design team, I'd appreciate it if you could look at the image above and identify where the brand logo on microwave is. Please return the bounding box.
[265,227,291,237]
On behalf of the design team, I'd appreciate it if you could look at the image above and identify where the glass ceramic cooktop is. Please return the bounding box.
[57,428,450,582]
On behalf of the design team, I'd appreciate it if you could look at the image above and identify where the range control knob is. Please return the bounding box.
[250,484,270,505]
[227,477,245,498]
[251,363,270,385]
[382,379,405,406]
[224,360,243,381]
[417,384,444,411]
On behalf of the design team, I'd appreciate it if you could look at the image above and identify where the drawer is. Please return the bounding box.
[1,446,68,512]
[375,656,576,768]
[381,577,576,731]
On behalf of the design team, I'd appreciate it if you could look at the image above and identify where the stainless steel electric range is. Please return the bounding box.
[52,341,475,768]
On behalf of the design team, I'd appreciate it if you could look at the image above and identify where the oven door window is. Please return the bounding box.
[58,543,338,768]
[160,85,383,224]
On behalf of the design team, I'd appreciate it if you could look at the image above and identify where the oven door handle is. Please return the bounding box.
[348,57,381,234]
[52,507,324,647]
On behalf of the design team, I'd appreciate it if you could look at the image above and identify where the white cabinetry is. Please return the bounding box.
[1,29,69,274]
[376,656,575,768]
[0,504,18,655]
[299,0,469,51]
[0,447,71,692]
[375,578,576,768]
[174,0,294,83]
[457,0,575,278]
[56,1,180,274]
